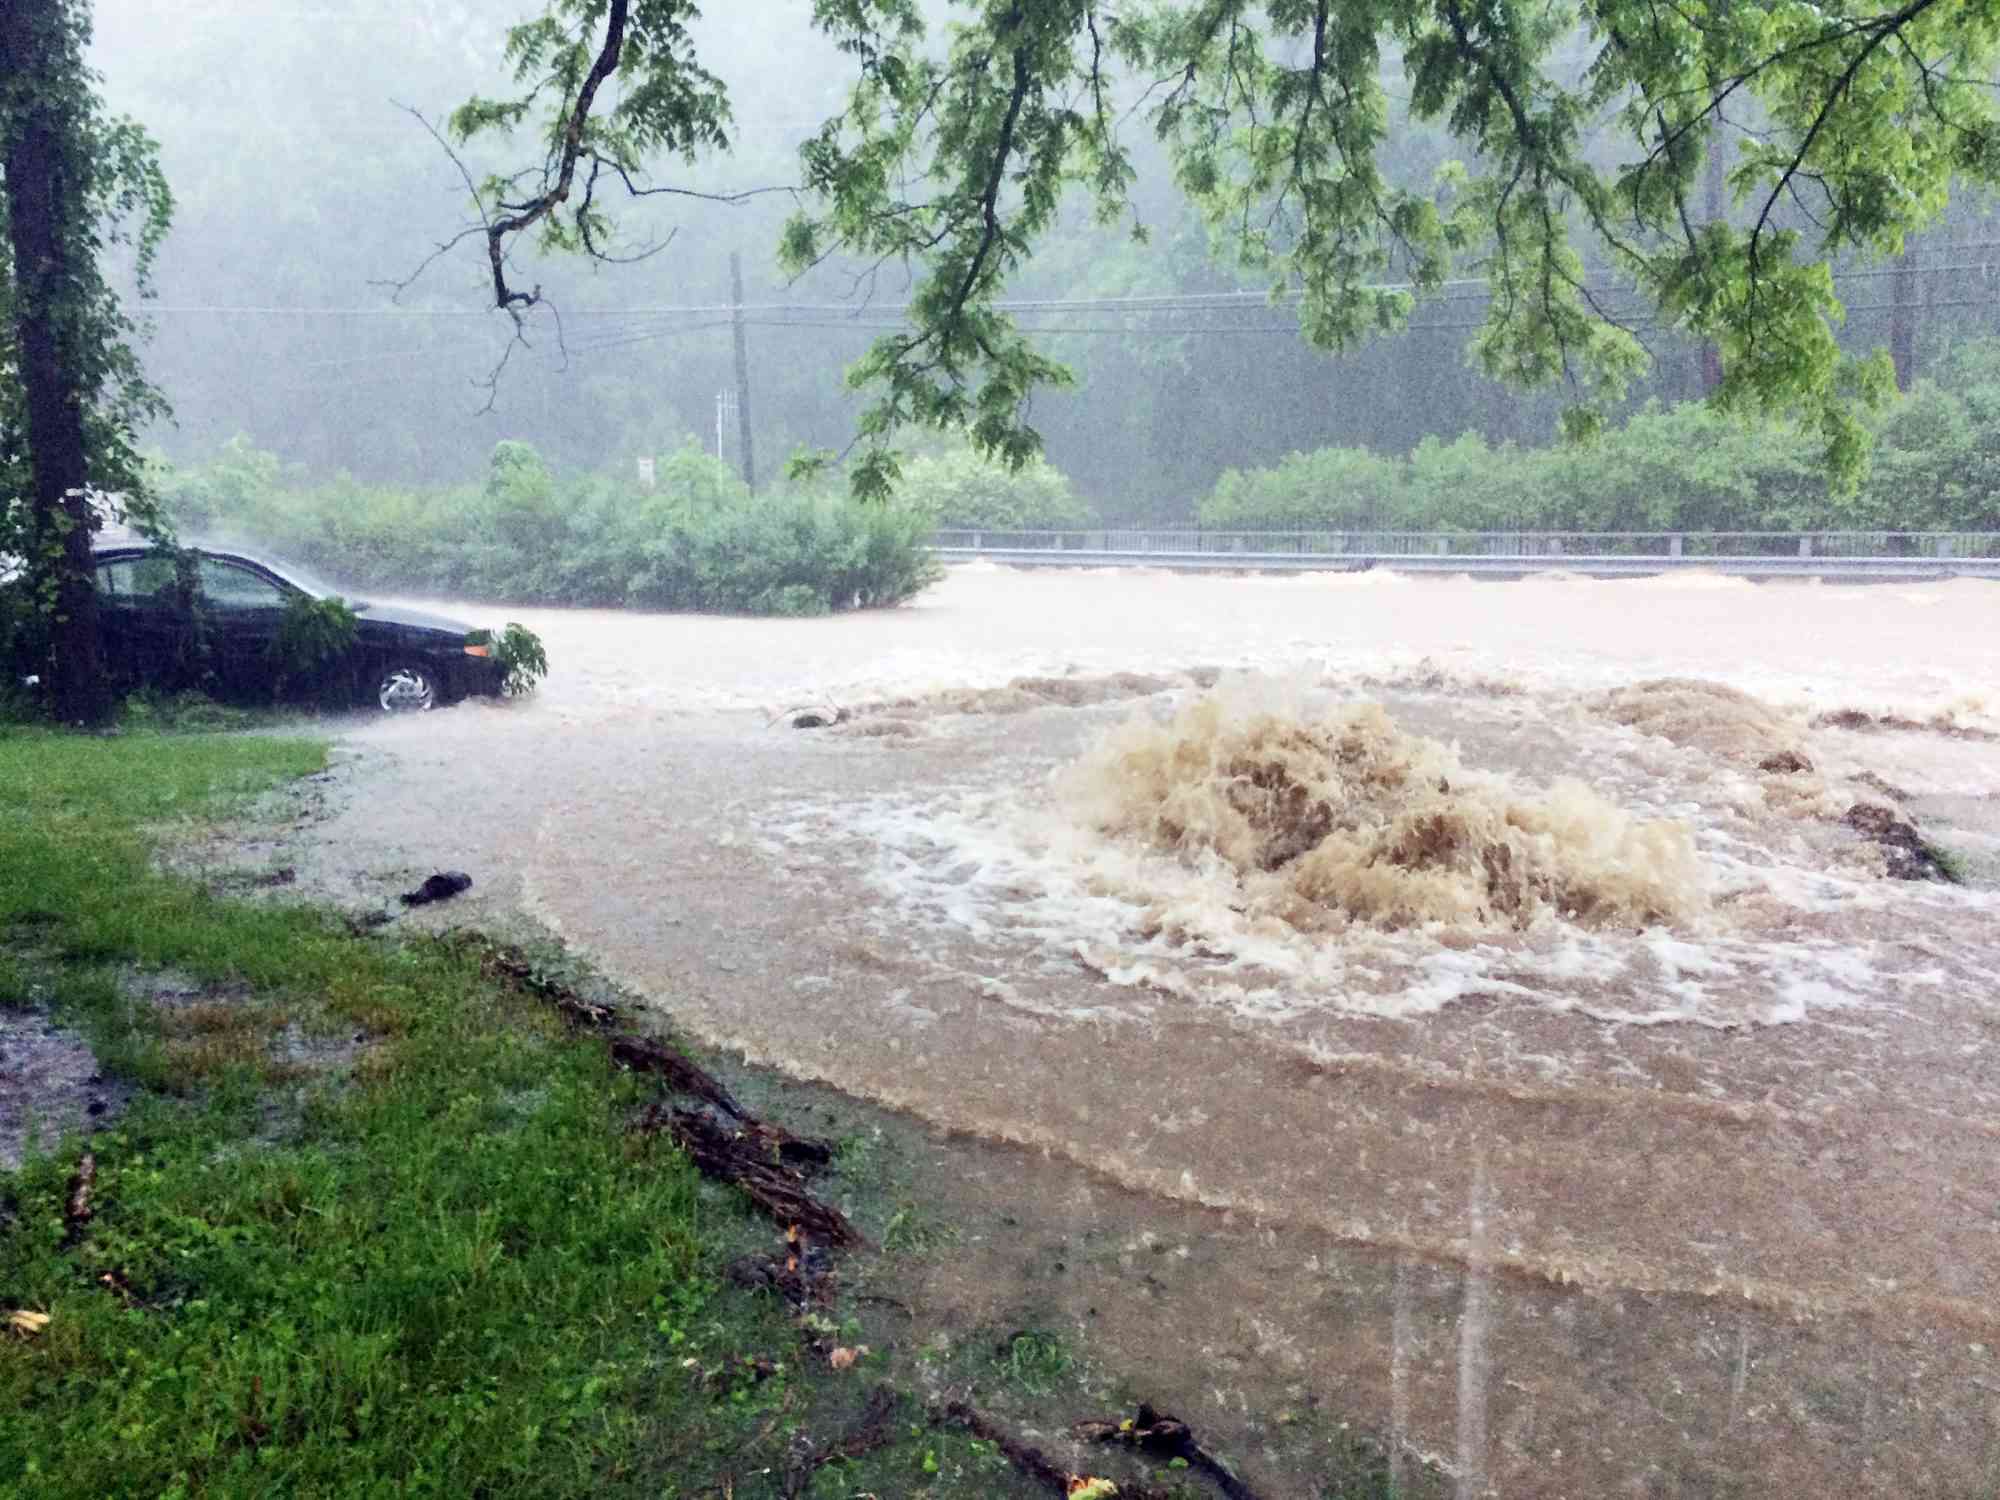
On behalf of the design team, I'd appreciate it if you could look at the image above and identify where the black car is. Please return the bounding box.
[91,544,509,711]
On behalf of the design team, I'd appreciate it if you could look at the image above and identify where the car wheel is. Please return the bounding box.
[375,662,439,713]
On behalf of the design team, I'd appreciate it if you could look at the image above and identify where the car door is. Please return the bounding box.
[94,552,186,683]
[195,556,293,689]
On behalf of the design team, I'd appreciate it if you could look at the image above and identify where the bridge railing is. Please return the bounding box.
[931,529,2000,560]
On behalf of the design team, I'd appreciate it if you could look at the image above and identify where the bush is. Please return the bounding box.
[467,622,549,695]
[156,439,942,615]
[897,446,1089,529]
[1196,382,2000,535]
[270,593,358,699]
[1200,446,1405,529]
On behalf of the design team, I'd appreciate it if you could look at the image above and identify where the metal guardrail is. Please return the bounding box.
[930,529,2000,577]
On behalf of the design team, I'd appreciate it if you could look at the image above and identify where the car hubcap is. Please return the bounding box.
[378,669,435,713]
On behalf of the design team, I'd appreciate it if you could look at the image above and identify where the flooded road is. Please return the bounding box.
[296,566,2000,1496]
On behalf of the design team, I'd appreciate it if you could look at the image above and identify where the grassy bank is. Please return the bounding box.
[0,728,1420,1498]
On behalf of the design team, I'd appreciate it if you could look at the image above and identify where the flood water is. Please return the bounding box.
[305,566,2000,1496]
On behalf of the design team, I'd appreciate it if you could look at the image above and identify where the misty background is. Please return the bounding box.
[88,0,2000,522]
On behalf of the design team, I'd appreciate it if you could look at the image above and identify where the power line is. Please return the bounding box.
[140,250,2000,323]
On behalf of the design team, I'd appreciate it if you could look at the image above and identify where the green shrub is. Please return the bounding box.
[468,622,550,695]
[897,446,1089,529]
[155,440,941,616]
[1200,446,1405,529]
[1193,385,2000,535]
[269,593,358,699]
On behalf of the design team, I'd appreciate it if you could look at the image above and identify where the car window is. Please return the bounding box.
[95,556,178,600]
[197,558,287,611]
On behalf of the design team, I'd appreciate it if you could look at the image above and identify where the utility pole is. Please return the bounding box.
[1700,124,1726,396]
[1890,241,1920,392]
[730,250,756,491]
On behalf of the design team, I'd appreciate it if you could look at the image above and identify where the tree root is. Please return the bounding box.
[1075,1403,1268,1500]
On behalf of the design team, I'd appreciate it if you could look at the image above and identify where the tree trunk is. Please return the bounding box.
[1,0,110,725]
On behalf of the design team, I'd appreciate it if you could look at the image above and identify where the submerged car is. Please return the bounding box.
[90,544,509,711]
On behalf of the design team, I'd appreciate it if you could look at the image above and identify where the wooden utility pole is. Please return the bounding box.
[1890,241,1920,392]
[729,250,756,491]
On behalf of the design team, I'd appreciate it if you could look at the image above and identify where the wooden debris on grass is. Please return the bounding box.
[1074,1403,1268,1500]
[612,1034,746,1117]
[642,1102,857,1247]
[6,1309,51,1337]
[446,932,621,1028]
[933,1402,1171,1500]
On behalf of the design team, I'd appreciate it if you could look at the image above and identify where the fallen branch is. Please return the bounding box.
[612,1034,749,1118]
[932,1402,1169,1500]
[1075,1403,1268,1500]
[651,1104,858,1247]
[454,933,621,1028]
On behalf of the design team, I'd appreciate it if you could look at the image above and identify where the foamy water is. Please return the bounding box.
[322,565,2000,1495]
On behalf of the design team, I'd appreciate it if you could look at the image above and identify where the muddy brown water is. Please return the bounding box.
[210,566,2000,1496]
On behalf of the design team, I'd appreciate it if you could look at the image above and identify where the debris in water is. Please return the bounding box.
[1849,769,1915,804]
[400,870,472,906]
[1814,707,1998,742]
[776,702,850,729]
[1843,803,1959,882]
[1757,749,1814,775]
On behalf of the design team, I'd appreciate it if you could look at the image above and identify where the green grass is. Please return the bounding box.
[0,730,854,1497]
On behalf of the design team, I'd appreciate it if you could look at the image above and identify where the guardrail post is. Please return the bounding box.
[1669,534,1683,558]
[972,531,982,550]
[1937,537,1953,559]
[1798,535,1812,558]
